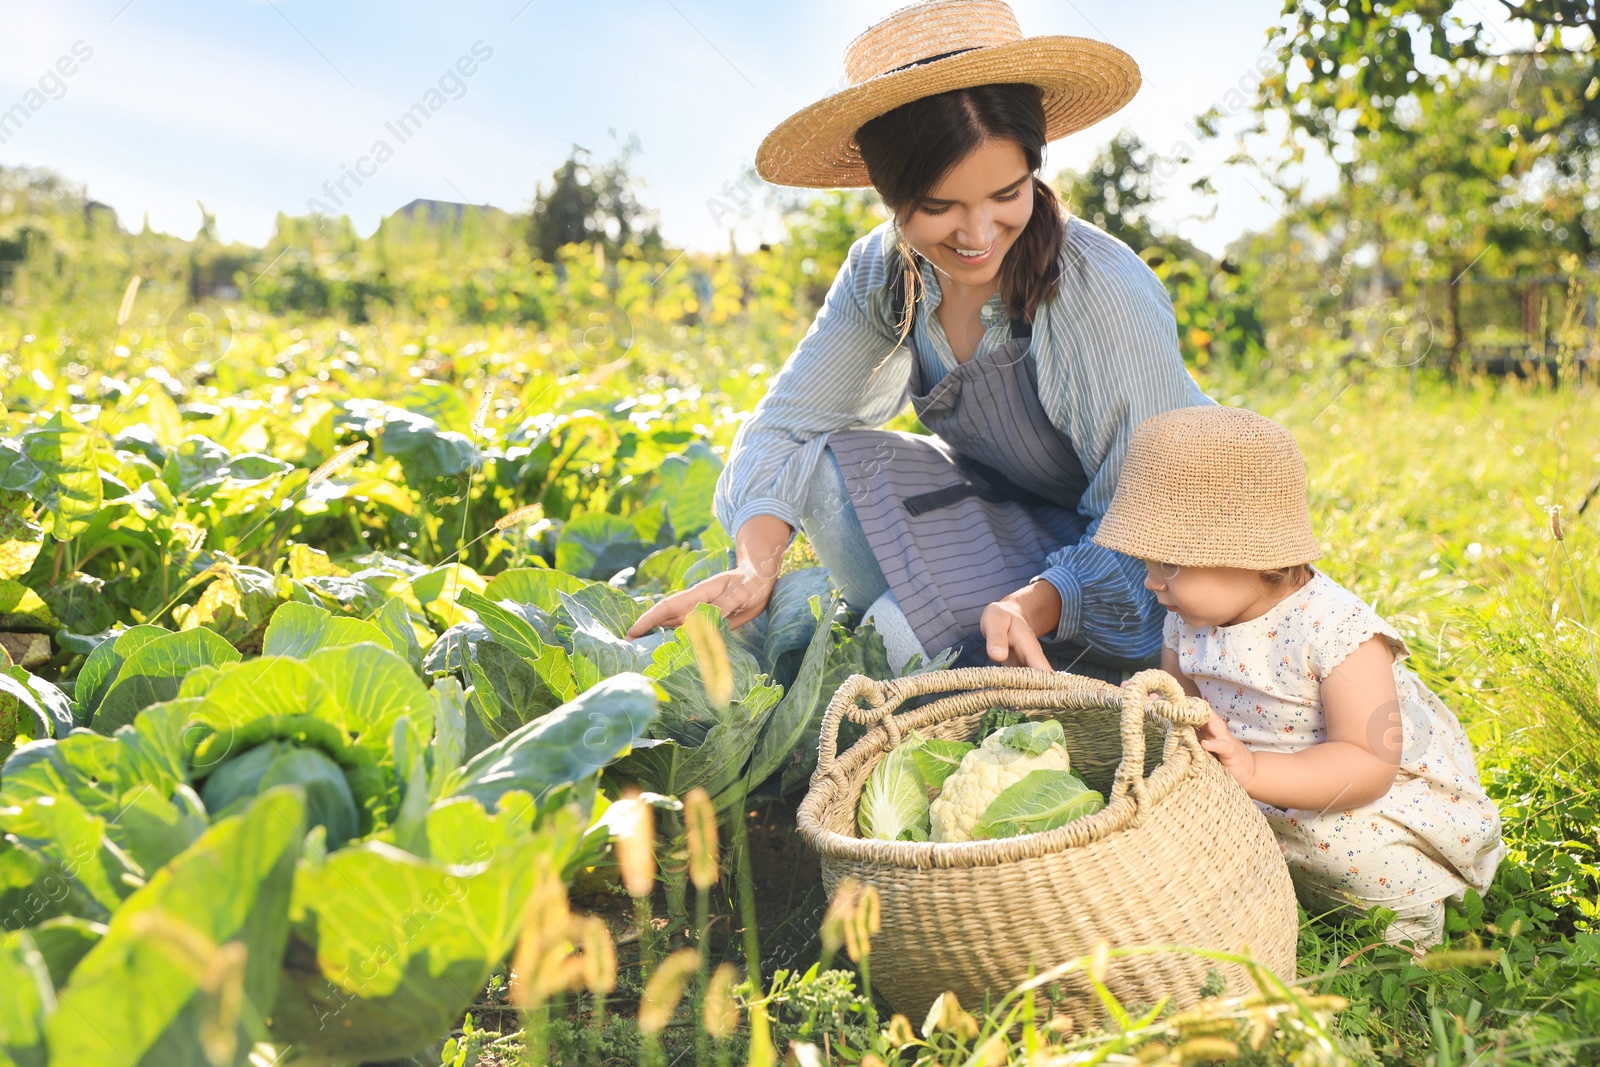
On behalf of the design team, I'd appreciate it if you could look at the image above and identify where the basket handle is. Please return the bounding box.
[814,664,1179,777]
[814,672,912,780]
[812,667,1212,810]
[1110,669,1212,821]
[814,666,1061,779]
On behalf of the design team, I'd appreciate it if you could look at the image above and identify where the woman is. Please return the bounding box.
[628,0,1211,681]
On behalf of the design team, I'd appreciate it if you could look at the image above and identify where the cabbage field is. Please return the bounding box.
[1,211,1598,1065]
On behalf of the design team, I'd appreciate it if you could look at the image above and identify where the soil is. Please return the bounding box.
[568,791,827,979]
[739,793,829,978]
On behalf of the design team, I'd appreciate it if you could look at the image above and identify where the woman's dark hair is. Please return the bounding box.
[854,82,1066,342]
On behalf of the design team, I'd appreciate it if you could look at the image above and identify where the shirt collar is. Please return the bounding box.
[916,258,1009,324]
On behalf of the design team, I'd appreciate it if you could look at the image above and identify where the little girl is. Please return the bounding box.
[1092,405,1504,946]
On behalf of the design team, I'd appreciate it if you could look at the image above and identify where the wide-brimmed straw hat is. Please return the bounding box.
[1093,406,1324,570]
[757,0,1141,189]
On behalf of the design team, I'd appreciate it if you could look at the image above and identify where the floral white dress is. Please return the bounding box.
[1165,570,1505,944]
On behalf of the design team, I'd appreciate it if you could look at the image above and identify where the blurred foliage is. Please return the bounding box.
[7,24,1600,383]
[1256,0,1600,177]
[528,137,665,264]
[1060,132,1268,369]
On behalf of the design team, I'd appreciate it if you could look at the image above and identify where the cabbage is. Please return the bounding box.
[858,744,932,842]
[977,705,1027,736]
[0,600,660,1066]
[992,719,1065,756]
[199,740,360,848]
[971,768,1105,840]
[857,731,984,842]
[905,732,973,794]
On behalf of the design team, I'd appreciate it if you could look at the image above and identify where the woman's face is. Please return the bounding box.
[898,137,1034,288]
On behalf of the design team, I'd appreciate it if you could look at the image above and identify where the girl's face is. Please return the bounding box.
[1143,561,1288,629]
[898,137,1035,289]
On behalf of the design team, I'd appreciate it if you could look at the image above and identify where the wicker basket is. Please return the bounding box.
[796,666,1298,1022]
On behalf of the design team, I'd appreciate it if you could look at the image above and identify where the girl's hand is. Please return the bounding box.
[625,560,778,638]
[1197,709,1256,792]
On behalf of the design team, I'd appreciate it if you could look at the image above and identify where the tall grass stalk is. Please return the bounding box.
[703,962,740,1067]
[1547,506,1600,711]
[729,771,777,1067]
[613,790,659,973]
[684,787,718,1067]
[1462,579,1600,768]
[638,948,697,1067]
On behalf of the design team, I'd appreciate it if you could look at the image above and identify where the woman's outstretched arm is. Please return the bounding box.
[1026,221,1213,661]
[632,223,908,637]
[709,222,910,548]
[628,513,793,635]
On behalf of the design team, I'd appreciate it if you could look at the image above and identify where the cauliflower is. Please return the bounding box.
[929,720,1071,843]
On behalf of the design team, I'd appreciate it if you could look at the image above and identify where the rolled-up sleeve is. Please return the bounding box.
[712,223,913,544]
[1030,223,1214,659]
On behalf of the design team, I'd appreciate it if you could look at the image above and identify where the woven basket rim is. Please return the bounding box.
[796,667,1212,870]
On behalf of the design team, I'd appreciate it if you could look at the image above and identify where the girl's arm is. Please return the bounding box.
[1199,635,1402,810]
[1161,645,1203,698]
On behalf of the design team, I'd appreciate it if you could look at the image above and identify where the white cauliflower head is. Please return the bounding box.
[929,720,1071,843]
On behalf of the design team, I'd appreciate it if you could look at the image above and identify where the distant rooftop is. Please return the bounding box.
[393,198,511,223]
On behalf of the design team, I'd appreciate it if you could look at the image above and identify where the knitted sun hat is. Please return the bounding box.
[1092,406,1324,570]
[756,0,1141,189]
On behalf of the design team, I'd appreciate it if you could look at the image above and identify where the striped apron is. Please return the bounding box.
[822,305,1157,684]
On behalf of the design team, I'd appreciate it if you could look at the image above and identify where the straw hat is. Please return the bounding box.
[757,0,1141,188]
[1092,406,1324,570]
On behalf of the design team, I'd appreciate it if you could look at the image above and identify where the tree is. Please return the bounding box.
[1235,55,1597,370]
[1056,131,1211,261]
[1057,130,1165,254]
[763,189,884,311]
[1254,0,1600,190]
[1048,133,1261,367]
[527,136,664,264]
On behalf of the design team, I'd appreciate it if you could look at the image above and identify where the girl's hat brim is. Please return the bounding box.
[757,36,1140,189]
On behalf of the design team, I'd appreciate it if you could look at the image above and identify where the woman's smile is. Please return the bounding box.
[899,138,1035,289]
[945,239,998,266]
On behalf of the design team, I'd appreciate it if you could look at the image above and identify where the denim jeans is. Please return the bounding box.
[794,445,929,672]
[790,445,1150,683]
[796,445,889,609]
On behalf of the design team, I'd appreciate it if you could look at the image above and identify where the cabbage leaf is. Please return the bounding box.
[971,769,1104,841]
[858,745,931,842]
[905,732,974,796]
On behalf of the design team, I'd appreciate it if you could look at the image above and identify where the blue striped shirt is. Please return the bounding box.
[712,214,1214,659]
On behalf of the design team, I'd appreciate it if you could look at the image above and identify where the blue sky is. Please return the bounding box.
[0,1,1398,256]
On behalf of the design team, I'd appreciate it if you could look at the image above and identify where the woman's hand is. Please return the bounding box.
[1197,710,1256,792]
[627,513,790,639]
[625,560,779,638]
[979,580,1062,671]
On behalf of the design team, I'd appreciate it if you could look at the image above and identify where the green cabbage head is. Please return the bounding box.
[200,740,360,849]
[857,733,977,842]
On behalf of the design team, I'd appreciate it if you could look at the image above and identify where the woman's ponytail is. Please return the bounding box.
[1000,176,1067,324]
